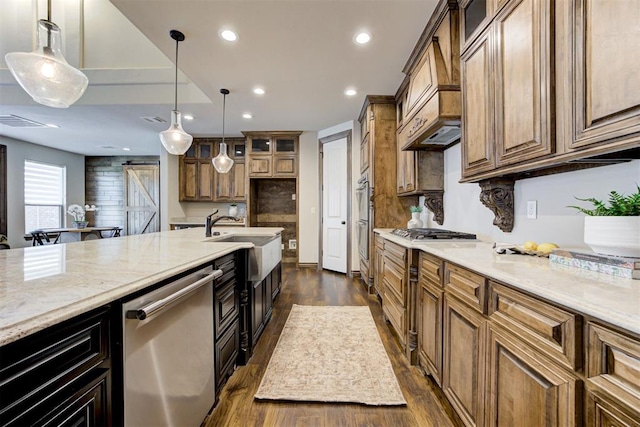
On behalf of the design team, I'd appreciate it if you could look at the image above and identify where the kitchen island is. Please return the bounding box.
[0,227,282,426]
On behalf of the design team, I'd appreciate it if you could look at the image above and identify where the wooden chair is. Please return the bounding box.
[30,230,61,246]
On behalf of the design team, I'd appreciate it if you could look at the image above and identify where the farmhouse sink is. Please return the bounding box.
[206,234,282,282]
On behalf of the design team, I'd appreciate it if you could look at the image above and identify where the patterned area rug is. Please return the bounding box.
[254,304,407,406]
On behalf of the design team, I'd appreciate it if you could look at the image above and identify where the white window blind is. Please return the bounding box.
[24,160,66,232]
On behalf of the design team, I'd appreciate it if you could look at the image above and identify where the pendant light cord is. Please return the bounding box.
[222,92,226,144]
[46,0,52,48]
[173,36,179,111]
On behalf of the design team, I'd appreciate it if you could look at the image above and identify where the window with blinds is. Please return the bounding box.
[24,160,66,233]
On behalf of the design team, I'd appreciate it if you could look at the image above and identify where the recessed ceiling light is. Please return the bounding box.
[46,123,59,128]
[345,89,357,96]
[242,113,253,119]
[183,114,194,121]
[123,147,131,151]
[354,32,371,45]
[220,30,238,42]
[253,87,265,95]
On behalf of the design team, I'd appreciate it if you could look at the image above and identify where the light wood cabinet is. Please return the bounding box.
[179,138,245,202]
[486,325,581,427]
[418,252,444,386]
[442,292,487,427]
[382,240,407,347]
[360,133,370,174]
[586,323,640,426]
[461,0,553,179]
[568,1,640,151]
[374,235,385,298]
[245,132,300,178]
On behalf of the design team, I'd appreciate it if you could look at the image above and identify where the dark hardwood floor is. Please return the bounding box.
[205,265,461,427]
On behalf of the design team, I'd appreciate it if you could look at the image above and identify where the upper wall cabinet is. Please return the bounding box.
[568,0,640,151]
[244,132,301,178]
[179,138,246,202]
[461,0,554,180]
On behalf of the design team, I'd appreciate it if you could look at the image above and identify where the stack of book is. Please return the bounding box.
[549,249,639,280]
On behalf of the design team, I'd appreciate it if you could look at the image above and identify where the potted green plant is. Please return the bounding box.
[569,185,640,257]
[408,205,423,229]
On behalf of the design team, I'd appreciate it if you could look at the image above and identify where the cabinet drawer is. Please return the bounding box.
[586,322,640,416]
[0,308,109,419]
[444,263,487,314]
[420,252,444,288]
[384,240,406,264]
[489,282,582,371]
[383,290,405,345]
[383,256,405,304]
[214,280,239,339]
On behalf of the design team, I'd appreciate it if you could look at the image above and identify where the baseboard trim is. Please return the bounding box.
[298,263,318,269]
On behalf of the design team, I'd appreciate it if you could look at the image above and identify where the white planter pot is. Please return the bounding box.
[584,216,640,258]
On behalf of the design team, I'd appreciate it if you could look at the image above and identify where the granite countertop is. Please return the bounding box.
[0,227,282,346]
[375,229,640,336]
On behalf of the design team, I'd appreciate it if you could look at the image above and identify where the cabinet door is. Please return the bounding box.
[397,143,416,194]
[232,162,246,201]
[486,325,581,427]
[442,294,486,427]
[273,155,297,177]
[274,137,297,154]
[360,133,370,174]
[570,1,640,149]
[215,320,240,391]
[248,156,272,177]
[461,28,495,178]
[493,0,554,167]
[586,388,640,427]
[460,0,493,48]
[419,282,444,386]
[197,160,214,201]
[214,167,232,201]
[252,279,265,345]
[180,159,198,201]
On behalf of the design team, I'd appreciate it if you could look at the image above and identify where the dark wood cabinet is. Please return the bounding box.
[0,307,111,426]
[250,264,282,348]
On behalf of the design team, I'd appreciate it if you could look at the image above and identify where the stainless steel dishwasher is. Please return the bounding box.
[122,265,222,427]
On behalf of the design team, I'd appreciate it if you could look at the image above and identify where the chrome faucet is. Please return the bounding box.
[205,210,241,237]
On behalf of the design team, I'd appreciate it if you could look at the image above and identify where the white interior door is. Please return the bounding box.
[322,137,348,273]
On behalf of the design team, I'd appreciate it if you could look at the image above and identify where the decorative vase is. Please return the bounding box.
[228,205,238,217]
[407,212,423,229]
[73,221,89,229]
[584,216,640,257]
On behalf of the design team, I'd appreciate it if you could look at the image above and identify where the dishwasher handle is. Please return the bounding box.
[126,269,223,321]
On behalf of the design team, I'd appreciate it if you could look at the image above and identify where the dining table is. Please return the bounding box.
[27,227,122,245]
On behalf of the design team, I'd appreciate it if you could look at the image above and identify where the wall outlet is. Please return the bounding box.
[281,244,285,250]
[291,194,296,200]
[527,200,537,219]
[289,239,297,250]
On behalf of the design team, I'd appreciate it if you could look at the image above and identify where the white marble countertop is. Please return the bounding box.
[169,216,246,226]
[375,229,640,336]
[0,227,282,346]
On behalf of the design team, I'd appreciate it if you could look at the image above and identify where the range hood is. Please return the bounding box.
[397,3,461,151]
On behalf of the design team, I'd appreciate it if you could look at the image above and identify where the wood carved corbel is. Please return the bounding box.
[479,179,515,232]
[423,190,444,225]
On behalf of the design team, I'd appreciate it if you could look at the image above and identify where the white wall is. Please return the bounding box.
[421,143,640,249]
[318,120,360,272]
[298,131,320,264]
[1,136,85,248]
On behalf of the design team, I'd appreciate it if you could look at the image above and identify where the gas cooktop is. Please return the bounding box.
[391,228,477,241]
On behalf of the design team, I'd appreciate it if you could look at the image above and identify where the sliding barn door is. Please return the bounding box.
[123,165,159,235]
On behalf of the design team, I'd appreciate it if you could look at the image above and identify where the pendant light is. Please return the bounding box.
[5,0,88,108]
[159,30,193,155]
[212,88,234,173]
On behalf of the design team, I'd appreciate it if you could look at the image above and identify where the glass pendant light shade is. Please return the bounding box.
[159,30,192,155]
[5,20,88,108]
[212,142,234,173]
[159,110,194,155]
[213,88,234,173]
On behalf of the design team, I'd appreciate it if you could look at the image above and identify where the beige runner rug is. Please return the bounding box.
[254,304,406,406]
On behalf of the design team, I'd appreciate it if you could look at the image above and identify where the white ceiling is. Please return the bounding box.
[0,0,438,156]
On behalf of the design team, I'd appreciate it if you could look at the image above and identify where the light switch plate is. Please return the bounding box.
[527,200,537,219]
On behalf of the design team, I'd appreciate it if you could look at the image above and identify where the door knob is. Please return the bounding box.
[341,221,346,224]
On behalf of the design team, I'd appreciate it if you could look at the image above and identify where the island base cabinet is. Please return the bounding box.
[485,325,582,427]
[442,294,486,427]
[419,282,443,386]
